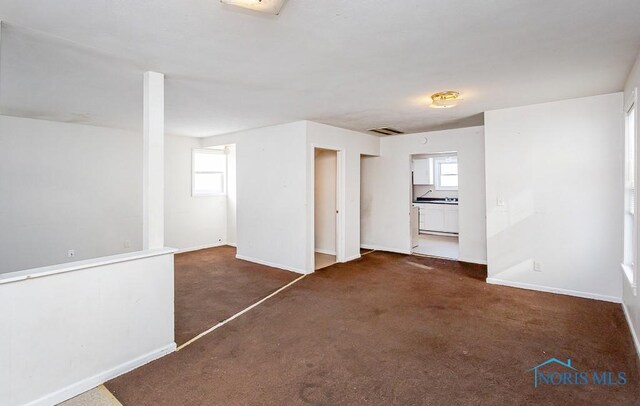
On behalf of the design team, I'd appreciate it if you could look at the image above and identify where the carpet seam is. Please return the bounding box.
[176,274,307,351]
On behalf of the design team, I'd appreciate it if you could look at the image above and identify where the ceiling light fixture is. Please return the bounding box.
[429,91,460,109]
[220,0,286,15]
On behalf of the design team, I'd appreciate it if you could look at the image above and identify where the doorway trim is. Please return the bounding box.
[309,144,346,272]
[408,151,460,260]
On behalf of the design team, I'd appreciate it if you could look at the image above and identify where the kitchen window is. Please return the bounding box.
[192,148,226,196]
[435,157,458,191]
[623,91,637,293]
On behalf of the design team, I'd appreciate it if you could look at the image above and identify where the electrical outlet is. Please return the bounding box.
[533,261,542,272]
[67,250,75,258]
[124,239,131,248]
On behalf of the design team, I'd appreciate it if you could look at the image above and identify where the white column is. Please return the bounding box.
[0,21,4,77]
[143,71,165,249]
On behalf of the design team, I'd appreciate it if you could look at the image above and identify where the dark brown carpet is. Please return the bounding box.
[173,246,299,346]
[107,251,640,405]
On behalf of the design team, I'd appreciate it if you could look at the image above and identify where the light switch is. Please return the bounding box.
[496,197,506,207]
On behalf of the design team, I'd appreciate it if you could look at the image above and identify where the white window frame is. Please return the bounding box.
[623,88,638,295]
[192,148,227,197]
[434,156,458,191]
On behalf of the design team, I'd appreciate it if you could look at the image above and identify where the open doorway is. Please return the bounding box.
[314,148,338,270]
[410,152,459,260]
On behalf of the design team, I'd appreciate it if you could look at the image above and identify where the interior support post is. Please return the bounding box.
[143,71,165,249]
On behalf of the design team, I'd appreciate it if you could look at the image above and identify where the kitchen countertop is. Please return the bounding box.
[413,201,458,205]
[413,198,458,205]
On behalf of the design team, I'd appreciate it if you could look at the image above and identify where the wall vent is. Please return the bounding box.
[367,127,405,136]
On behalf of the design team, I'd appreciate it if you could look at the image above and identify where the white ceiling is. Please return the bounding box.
[1,0,640,137]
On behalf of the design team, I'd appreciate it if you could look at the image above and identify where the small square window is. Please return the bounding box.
[192,149,226,196]
[435,157,458,191]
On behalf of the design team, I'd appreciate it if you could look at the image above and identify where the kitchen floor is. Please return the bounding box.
[413,233,459,259]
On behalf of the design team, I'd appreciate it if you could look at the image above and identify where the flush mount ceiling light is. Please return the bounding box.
[220,0,286,15]
[429,91,461,109]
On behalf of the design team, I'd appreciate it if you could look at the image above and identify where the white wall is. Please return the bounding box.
[0,115,142,274]
[0,250,175,406]
[237,122,308,272]
[623,52,640,354]
[484,93,624,302]
[204,122,309,273]
[314,149,337,255]
[306,121,380,269]
[164,135,226,251]
[0,117,220,267]
[361,126,487,264]
[226,144,238,247]
[202,121,379,273]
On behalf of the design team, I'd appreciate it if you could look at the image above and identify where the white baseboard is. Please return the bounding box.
[28,342,176,406]
[622,302,640,361]
[315,248,337,256]
[176,242,226,254]
[411,252,458,261]
[458,257,487,265]
[342,254,361,262]
[486,278,621,303]
[226,243,237,248]
[360,244,411,255]
[235,254,310,275]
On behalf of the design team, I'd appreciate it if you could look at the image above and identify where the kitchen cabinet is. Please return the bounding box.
[413,158,434,185]
[414,203,458,234]
[417,205,425,229]
[424,206,445,231]
[443,205,459,233]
